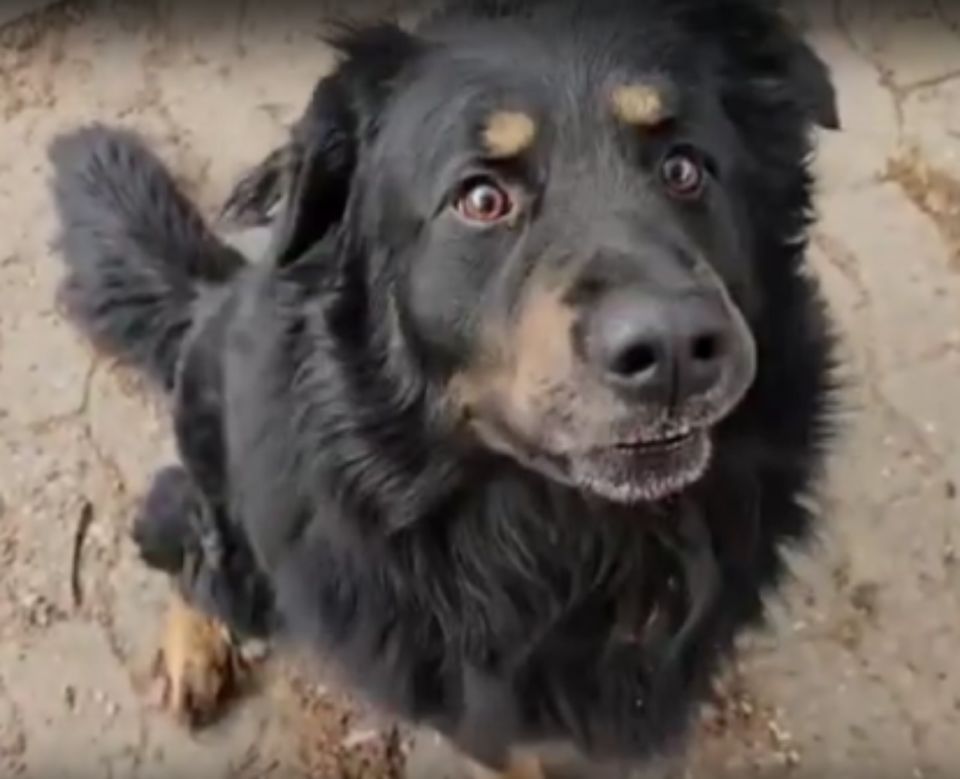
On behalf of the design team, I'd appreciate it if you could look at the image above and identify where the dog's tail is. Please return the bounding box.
[49,125,247,389]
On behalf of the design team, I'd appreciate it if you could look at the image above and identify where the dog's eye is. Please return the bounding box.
[455,178,515,224]
[659,147,707,200]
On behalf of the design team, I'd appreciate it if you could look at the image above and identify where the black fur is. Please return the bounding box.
[50,127,246,390]
[50,0,839,773]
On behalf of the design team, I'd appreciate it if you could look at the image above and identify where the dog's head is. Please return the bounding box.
[279,0,838,506]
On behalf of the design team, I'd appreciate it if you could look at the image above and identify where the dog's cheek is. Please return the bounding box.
[400,231,507,364]
[691,188,763,324]
[447,285,582,442]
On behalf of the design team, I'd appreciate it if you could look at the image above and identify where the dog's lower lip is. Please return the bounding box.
[613,431,695,451]
[569,429,713,504]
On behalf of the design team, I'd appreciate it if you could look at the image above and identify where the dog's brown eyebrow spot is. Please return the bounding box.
[611,84,669,127]
[482,111,537,158]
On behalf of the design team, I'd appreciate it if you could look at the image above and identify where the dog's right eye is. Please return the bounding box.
[454,177,515,224]
[659,145,709,201]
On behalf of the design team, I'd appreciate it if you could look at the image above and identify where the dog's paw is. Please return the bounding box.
[150,594,243,729]
[467,754,545,779]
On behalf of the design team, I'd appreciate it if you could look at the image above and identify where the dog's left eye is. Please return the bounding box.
[659,147,708,200]
[454,178,515,224]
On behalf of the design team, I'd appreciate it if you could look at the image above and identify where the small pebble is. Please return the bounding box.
[342,729,379,749]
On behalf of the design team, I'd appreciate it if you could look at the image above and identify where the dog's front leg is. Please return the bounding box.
[466,752,546,779]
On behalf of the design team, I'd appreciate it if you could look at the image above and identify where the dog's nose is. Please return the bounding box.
[584,289,730,406]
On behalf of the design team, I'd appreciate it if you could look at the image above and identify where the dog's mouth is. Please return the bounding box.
[566,427,713,504]
[471,410,715,505]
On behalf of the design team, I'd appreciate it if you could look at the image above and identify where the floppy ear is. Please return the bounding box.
[778,35,840,130]
[270,24,423,266]
[700,3,840,132]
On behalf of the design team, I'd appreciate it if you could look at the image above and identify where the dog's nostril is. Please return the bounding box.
[611,342,658,378]
[691,333,721,363]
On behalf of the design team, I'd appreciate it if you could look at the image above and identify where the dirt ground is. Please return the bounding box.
[0,1,958,777]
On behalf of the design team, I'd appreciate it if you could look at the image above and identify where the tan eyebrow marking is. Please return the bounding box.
[482,110,537,158]
[610,83,669,127]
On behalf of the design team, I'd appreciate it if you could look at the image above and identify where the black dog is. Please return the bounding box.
[49,0,840,775]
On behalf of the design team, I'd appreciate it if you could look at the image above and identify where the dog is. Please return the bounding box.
[49,0,840,775]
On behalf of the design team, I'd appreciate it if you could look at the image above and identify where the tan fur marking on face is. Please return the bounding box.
[510,286,576,405]
[611,83,666,127]
[449,283,575,435]
[483,111,537,158]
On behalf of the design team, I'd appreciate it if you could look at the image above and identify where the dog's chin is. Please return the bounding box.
[566,429,713,504]
[469,413,715,505]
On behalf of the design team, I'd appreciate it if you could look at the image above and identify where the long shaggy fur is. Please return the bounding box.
[49,0,840,773]
[50,126,246,390]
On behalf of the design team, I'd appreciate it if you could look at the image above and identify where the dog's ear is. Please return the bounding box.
[778,36,840,130]
[272,24,423,266]
[705,4,840,132]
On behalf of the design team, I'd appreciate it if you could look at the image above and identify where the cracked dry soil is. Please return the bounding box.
[0,1,959,778]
